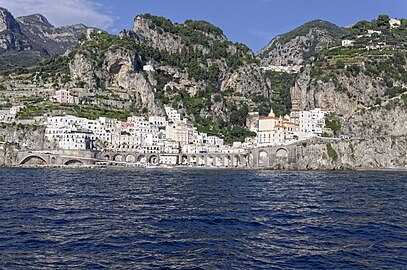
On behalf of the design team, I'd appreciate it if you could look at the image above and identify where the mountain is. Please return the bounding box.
[16,14,93,55]
[257,20,350,66]
[1,12,407,162]
[0,7,96,71]
[0,8,31,51]
[9,14,272,142]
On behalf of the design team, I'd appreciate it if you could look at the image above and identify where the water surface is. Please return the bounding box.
[0,168,406,269]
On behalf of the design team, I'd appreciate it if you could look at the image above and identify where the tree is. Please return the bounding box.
[377,15,390,29]
[352,20,370,32]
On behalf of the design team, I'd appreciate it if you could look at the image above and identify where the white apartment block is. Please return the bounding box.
[149,116,168,128]
[299,108,326,140]
[165,106,182,123]
[342,39,355,47]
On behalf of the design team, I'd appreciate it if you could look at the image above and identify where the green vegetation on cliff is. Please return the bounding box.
[326,143,339,161]
[265,71,296,116]
[18,103,131,121]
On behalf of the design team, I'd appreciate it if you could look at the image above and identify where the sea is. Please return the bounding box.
[0,168,406,269]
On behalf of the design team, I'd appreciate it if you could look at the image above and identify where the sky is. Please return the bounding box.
[0,0,406,52]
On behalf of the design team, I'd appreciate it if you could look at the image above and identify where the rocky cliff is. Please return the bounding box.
[270,136,407,170]
[0,7,95,71]
[51,14,272,142]
[257,20,349,66]
[17,14,94,55]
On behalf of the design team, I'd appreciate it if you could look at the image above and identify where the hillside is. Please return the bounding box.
[257,20,350,66]
[291,15,407,141]
[1,14,275,143]
[0,7,95,72]
[1,13,407,151]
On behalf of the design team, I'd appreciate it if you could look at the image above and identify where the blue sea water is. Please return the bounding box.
[0,168,406,269]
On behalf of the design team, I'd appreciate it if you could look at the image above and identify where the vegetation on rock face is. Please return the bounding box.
[326,143,339,161]
[325,115,342,136]
[18,103,131,121]
[265,71,296,116]
[307,16,407,102]
[402,94,407,108]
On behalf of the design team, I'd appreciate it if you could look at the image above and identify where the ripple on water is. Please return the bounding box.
[0,168,406,269]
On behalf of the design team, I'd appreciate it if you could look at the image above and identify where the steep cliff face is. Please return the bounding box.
[0,7,95,72]
[291,64,388,117]
[290,25,407,138]
[0,123,54,167]
[257,20,349,66]
[17,14,94,55]
[132,16,185,54]
[0,7,20,33]
[0,123,52,150]
[294,137,407,170]
[0,7,31,51]
[0,143,14,167]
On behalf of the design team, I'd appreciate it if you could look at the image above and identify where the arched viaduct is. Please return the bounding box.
[99,145,298,168]
[16,150,98,166]
[15,145,299,168]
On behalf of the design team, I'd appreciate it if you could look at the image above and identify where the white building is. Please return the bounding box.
[46,115,113,150]
[342,40,355,47]
[207,136,224,147]
[390,19,401,29]
[10,106,23,115]
[57,132,97,150]
[149,116,168,128]
[165,106,182,123]
[0,111,15,122]
[298,108,326,140]
[165,121,194,146]
[143,65,155,72]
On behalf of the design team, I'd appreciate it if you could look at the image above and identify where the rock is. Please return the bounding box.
[257,20,349,66]
[0,7,21,33]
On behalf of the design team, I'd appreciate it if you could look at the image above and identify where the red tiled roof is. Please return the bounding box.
[260,116,278,120]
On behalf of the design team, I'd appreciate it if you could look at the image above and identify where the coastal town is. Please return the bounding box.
[1,88,330,167]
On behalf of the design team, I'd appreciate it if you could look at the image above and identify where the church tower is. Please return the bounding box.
[268,108,276,118]
[290,96,300,124]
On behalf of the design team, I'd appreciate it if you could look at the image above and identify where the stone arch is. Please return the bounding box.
[198,156,206,166]
[233,155,240,167]
[276,148,288,158]
[215,156,223,167]
[224,155,232,167]
[50,157,57,164]
[149,155,159,164]
[208,156,214,166]
[103,154,111,160]
[64,160,84,166]
[20,155,47,165]
[191,155,197,166]
[137,155,146,163]
[126,155,136,163]
[114,154,123,162]
[259,150,269,168]
[241,155,248,166]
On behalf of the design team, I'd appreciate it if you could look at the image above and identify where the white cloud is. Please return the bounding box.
[0,0,114,30]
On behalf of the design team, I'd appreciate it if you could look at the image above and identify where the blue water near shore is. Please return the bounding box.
[0,168,406,269]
